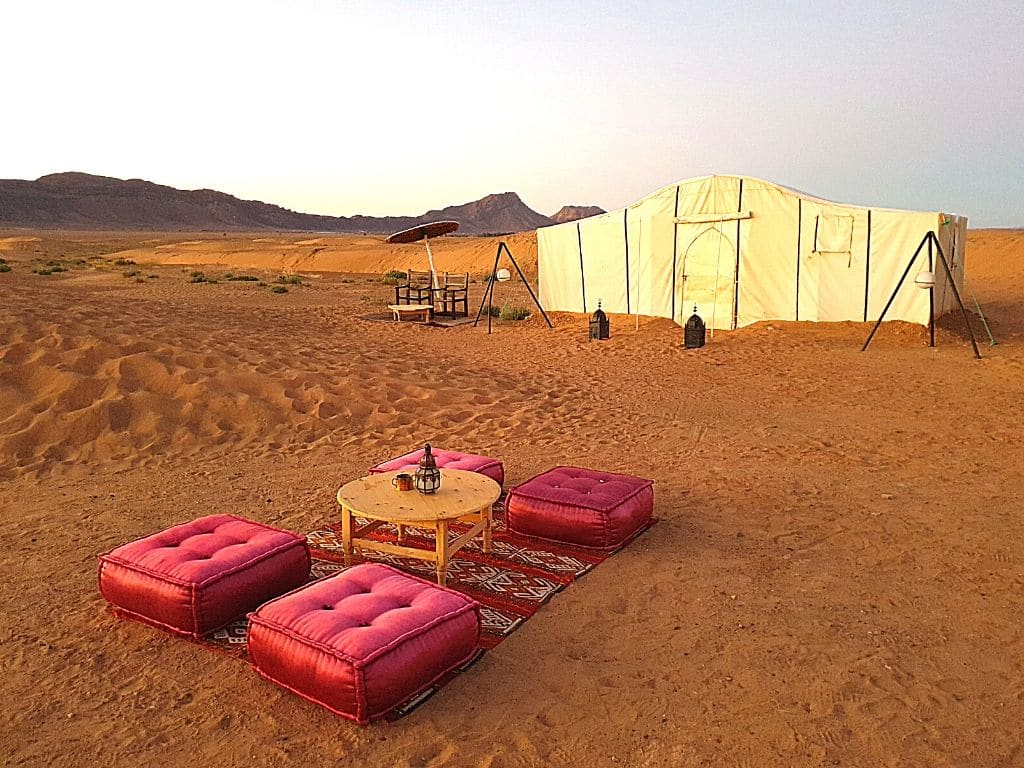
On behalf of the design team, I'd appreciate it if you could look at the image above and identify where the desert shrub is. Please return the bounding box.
[114,258,135,266]
[147,274,159,279]
[0,263,11,273]
[277,274,302,285]
[135,277,146,283]
[226,274,259,282]
[380,269,406,285]
[123,270,139,278]
[482,304,500,317]
[499,305,530,321]
[271,285,288,294]
[0,258,7,264]
[34,267,54,275]
[189,272,208,283]
[257,281,267,287]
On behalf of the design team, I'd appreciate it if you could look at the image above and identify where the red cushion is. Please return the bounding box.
[369,447,504,486]
[248,563,480,724]
[505,466,653,550]
[98,514,310,638]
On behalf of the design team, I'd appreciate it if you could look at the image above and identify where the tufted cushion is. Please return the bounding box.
[505,466,653,550]
[248,563,479,723]
[98,514,310,639]
[369,447,504,486]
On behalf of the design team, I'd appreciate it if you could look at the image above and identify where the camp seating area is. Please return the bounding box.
[97,449,653,723]
[393,270,470,318]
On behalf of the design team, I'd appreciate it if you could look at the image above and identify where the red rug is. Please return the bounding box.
[201,499,654,719]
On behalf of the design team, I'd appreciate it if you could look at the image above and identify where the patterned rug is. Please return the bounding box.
[201,498,654,719]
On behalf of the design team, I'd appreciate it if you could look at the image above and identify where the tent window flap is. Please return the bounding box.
[814,214,854,253]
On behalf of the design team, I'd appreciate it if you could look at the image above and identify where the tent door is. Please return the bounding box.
[677,224,736,329]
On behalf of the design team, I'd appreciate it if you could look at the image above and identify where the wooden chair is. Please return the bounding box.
[436,272,469,318]
[395,270,434,305]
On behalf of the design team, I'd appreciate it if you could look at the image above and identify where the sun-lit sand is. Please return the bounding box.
[1,228,1023,766]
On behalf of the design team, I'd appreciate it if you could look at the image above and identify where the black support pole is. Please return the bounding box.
[927,233,935,347]
[796,199,802,320]
[931,233,981,359]
[671,185,680,323]
[861,234,928,351]
[502,241,553,328]
[863,209,872,322]
[576,222,586,314]
[623,209,630,314]
[473,245,503,330]
[472,241,553,334]
[732,179,743,330]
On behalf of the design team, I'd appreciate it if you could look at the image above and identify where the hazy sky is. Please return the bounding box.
[5,1,1023,225]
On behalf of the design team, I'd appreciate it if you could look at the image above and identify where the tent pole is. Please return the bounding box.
[930,233,982,359]
[861,234,928,351]
[928,234,935,347]
[502,241,553,328]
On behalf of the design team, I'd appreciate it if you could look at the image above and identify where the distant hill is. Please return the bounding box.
[550,205,606,224]
[0,172,562,234]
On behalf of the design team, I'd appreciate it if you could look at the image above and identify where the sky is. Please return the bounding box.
[4,1,1023,226]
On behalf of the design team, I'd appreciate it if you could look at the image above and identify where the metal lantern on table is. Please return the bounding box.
[589,300,610,341]
[414,443,442,494]
[684,305,706,349]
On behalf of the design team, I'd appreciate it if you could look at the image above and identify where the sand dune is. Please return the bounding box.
[1,228,1023,767]
[103,231,539,277]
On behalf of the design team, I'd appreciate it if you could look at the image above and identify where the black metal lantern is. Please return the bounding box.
[589,300,610,341]
[414,443,442,494]
[684,305,706,349]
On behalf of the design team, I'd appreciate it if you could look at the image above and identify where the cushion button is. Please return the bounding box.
[322,605,334,610]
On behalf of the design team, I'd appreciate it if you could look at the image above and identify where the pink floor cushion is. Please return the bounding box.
[247,563,480,724]
[369,447,504,486]
[505,466,654,551]
[98,514,310,639]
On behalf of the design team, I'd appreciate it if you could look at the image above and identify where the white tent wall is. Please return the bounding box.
[537,222,583,312]
[866,209,938,325]
[579,211,629,312]
[673,176,745,329]
[737,181,799,325]
[536,175,966,331]
[632,185,677,318]
[798,200,870,322]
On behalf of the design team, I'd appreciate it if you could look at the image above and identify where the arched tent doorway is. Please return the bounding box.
[676,224,736,329]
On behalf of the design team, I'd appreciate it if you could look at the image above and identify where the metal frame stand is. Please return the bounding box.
[861,231,981,359]
[473,241,553,335]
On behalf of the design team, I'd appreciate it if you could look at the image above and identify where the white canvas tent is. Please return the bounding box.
[538,175,967,330]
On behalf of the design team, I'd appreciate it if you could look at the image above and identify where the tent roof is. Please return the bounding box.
[539,174,957,230]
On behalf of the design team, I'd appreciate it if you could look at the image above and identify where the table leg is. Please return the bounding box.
[397,523,406,543]
[482,505,492,554]
[435,520,448,586]
[341,504,352,566]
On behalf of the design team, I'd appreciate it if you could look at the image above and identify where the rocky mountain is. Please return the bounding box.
[0,173,564,234]
[550,205,606,224]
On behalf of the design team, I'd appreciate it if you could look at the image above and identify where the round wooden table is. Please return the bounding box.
[336,469,502,585]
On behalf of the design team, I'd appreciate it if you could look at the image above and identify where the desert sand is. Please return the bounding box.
[1,228,1023,767]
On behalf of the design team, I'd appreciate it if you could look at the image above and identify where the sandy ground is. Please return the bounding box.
[1,228,1023,767]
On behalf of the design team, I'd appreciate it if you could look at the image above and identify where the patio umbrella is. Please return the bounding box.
[385,220,460,289]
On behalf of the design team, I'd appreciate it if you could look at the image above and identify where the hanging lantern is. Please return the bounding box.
[413,443,442,494]
[589,300,610,341]
[914,271,935,289]
[684,305,706,349]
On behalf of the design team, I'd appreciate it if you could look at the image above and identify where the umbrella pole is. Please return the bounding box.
[424,234,439,290]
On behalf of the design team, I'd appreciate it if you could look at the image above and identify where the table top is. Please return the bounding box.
[336,469,501,523]
[388,303,433,311]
